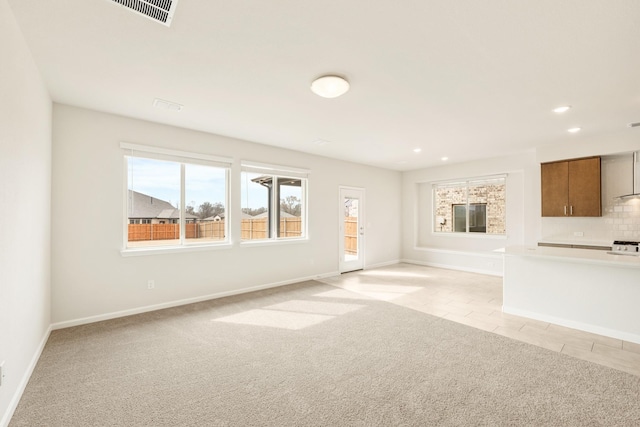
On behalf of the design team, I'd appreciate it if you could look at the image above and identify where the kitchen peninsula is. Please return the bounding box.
[503,245,640,344]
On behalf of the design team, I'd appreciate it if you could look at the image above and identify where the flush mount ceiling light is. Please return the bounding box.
[441,156,449,161]
[567,127,581,133]
[310,75,350,98]
[413,148,422,153]
[553,105,572,114]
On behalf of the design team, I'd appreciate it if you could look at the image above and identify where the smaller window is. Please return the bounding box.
[241,162,308,242]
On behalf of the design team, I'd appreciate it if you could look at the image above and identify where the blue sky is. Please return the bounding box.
[128,157,226,208]
[128,158,301,210]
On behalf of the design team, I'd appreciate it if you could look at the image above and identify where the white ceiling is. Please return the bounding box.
[8,0,640,170]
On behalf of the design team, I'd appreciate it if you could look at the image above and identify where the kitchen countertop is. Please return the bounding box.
[504,245,640,268]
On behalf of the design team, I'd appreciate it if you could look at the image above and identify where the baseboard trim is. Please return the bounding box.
[502,306,640,345]
[365,259,401,270]
[1,325,52,427]
[51,271,340,330]
[401,258,503,277]
[412,246,504,258]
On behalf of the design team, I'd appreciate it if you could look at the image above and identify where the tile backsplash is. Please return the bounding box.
[607,198,640,240]
[541,198,640,244]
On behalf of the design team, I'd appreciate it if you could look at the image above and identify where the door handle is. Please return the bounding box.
[564,206,567,216]
[570,206,573,216]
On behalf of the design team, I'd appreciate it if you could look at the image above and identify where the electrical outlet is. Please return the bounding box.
[0,360,5,387]
[147,280,155,290]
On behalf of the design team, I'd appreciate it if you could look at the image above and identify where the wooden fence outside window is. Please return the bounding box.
[128,218,357,250]
[127,218,304,242]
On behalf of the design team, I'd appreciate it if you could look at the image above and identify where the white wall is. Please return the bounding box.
[51,104,401,325]
[536,130,640,164]
[401,151,539,275]
[0,1,52,425]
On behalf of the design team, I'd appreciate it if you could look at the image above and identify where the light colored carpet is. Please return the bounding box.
[10,280,640,426]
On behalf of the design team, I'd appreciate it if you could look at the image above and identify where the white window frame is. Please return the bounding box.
[432,174,507,237]
[240,161,309,244]
[121,142,233,256]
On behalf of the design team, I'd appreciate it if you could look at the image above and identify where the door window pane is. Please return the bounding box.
[344,197,359,261]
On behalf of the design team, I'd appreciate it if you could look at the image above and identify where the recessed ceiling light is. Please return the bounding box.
[567,127,581,133]
[441,157,449,161]
[553,105,571,114]
[310,75,350,98]
[413,148,422,153]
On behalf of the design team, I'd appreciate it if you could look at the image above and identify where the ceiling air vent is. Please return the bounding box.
[109,0,179,27]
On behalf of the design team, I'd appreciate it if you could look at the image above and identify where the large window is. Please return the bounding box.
[241,162,308,241]
[433,176,506,235]
[122,143,231,250]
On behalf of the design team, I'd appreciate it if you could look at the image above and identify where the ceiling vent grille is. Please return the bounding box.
[109,0,179,27]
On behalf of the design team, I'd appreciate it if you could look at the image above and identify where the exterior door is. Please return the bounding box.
[339,187,365,273]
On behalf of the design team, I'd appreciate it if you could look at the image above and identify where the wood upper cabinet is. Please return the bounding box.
[541,157,601,217]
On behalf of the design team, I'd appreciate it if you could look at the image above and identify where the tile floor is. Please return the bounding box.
[319,263,640,377]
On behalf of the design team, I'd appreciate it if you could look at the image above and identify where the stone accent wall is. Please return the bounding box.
[434,182,506,234]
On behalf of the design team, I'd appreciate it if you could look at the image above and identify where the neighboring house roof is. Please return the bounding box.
[157,209,181,219]
[128,191,198,220]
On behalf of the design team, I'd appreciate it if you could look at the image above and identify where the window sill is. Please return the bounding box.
[240,237,309,248]
[431,232,507,240]
[120,242,233,257]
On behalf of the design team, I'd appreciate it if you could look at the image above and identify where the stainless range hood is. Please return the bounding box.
[617,151,640,199]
